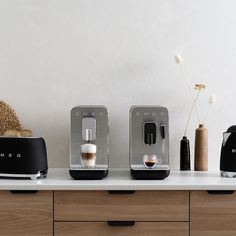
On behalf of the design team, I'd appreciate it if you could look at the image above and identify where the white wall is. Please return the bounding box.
[1,0,236,170]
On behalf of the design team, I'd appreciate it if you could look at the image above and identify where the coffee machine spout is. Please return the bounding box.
[144,122,157,145]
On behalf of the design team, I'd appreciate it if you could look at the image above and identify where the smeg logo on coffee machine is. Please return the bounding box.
[0,153,22,158]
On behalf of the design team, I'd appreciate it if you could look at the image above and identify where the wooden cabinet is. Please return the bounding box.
[0,191,53,236]
[55,222,189,236]
[8,189,236,236]
[54,191,189,236]
[190,191,236,236]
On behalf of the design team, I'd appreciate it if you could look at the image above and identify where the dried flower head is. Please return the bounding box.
[194,84,206,91]
[209,94,216,105]
[203,94,217,124]
[175,54,184,64]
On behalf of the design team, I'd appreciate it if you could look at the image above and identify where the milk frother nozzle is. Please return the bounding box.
[160,125,165,139]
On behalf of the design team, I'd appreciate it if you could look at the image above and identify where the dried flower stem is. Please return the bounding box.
[179,64,200,124]
[203,105,211,125]
[203,95,216,124]
[184,90,201,136]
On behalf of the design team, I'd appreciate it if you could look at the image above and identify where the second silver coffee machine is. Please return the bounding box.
[129,106,170,179]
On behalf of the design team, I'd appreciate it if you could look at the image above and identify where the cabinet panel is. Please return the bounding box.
[55,222,189,236]
[191,190,236,236]
[55,190,189,222]
[0,191,53,236]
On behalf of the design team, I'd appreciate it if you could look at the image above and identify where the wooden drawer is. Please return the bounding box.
[54,190,189,221]
[0,191,53,236]
[190,190,236,236]
[55,222,189,236]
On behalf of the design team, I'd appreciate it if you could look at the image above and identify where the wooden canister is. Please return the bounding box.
[194,124,208,171]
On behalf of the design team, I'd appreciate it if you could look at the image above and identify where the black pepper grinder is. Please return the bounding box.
[180,136,191,170]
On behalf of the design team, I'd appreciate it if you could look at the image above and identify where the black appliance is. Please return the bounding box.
[0,137,48,179]
[220,126,236,177]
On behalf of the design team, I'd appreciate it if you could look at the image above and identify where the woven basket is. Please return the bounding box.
[0,101,22,135]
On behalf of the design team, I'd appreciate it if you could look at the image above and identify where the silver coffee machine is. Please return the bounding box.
[130,106,170,179]
[69,106,109,179]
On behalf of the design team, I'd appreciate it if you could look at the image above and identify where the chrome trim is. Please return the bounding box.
[70,167,108,171]
[223,132,231,146]
[221,171,236,178]
[0,171,44,180]
[131,164,170,170]
[0,136,42,139]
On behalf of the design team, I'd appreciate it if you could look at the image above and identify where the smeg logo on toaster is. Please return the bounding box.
[0,153,22,158]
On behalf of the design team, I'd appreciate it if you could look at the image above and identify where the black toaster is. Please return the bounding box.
[0,137,48,179]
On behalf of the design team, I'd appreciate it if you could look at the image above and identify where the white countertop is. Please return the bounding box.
[0,168,236,190]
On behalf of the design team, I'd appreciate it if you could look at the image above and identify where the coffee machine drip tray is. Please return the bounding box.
[70,165,108,180]
[131,164,170,170]
[70,164,108,171]
[131,164,170,180]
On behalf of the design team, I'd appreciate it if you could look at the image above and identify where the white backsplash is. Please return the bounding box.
[1,0,236,170]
